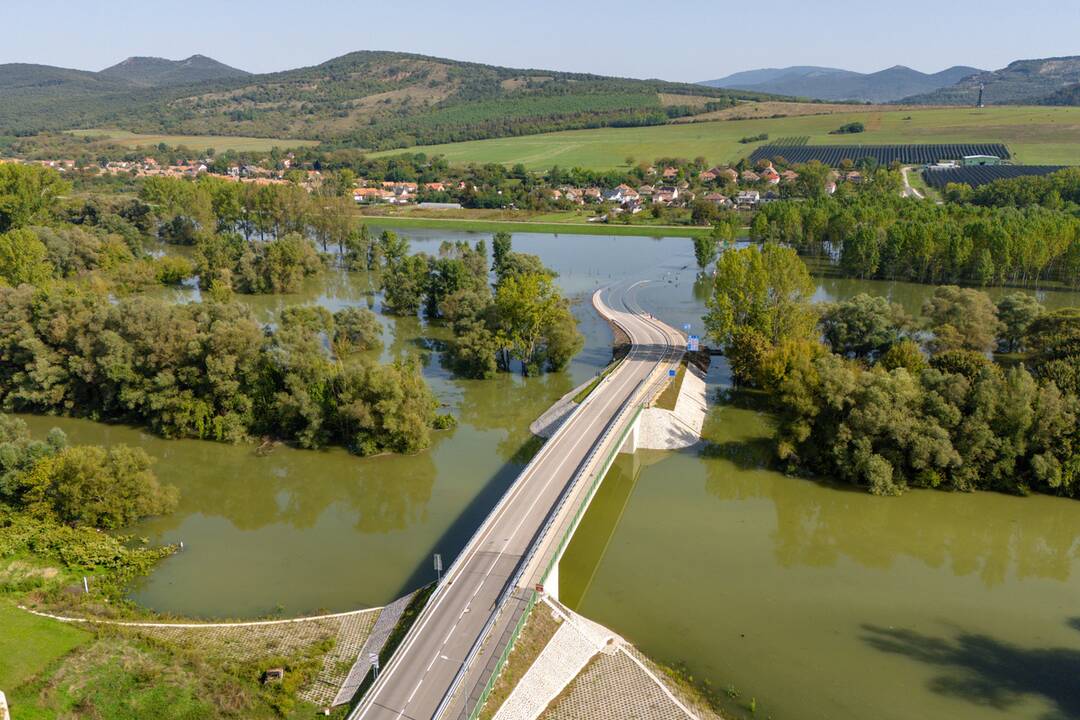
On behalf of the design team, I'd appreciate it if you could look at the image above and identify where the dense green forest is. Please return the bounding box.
[749,168,1080,287]
[704,244,1080,499]
[0,51,776,150]
[0,164,454,456]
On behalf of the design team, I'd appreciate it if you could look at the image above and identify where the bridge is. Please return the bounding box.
[349,282,684,720]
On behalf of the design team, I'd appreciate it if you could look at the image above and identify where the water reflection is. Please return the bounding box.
[861,621,1080,720]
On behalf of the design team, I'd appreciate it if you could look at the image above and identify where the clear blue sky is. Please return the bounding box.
[4,0,1078,81]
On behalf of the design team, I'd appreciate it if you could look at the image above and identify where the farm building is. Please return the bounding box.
[961,154,1003,166]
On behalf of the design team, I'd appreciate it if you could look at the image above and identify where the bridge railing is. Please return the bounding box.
[460,294,683,720]
[430,343,643,718]
[466,588,538,720]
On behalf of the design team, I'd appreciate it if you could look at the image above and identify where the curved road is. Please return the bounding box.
[350,281,682,720]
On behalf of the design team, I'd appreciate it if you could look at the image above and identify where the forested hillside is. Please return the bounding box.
[98,54,250,87]
[903,55,1080,105]
[0,51,776,150]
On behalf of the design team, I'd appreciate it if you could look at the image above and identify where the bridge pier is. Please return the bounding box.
[617,414,640,455]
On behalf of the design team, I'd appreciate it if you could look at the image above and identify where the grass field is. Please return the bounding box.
[0,602,89,690]
[360,213,712,238]
[69,129,319,153]
[371,106,1080,170]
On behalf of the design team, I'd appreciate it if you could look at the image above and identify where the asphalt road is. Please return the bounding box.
[350,281,681,720]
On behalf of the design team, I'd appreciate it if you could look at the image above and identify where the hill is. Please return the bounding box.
[904,56,1080,105]
[701,64,980,103]
[98,54,249,87]
[701,66,854,89]
[0,63,133,97]
[0,50,777,150]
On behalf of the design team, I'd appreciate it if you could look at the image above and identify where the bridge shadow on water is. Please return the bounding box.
[390,435,547,600]
[860,619,1080,720]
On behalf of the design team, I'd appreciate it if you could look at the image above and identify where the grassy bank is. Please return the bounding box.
[358,213,711,238]
[369,106,1080,170]
[654,361,688,411]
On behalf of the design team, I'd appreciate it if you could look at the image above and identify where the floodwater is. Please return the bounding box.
[561,359,1080,720]
[20,229,1080,719]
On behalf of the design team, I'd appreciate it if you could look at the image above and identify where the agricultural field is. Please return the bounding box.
[922,164,1068,189]
[67,129,319,153]
[370,106,1080,170]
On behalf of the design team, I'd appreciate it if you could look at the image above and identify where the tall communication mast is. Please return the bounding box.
[977,82,985,108]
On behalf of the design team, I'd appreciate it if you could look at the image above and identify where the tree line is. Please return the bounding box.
[1,165,457,457]
[705,244,1080,498]
[0,283,447,455]
[750,186,1080,287]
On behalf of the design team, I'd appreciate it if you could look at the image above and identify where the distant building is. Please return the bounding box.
[961,155,1002,166]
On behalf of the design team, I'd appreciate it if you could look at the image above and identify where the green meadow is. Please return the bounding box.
[371,106,1080,170]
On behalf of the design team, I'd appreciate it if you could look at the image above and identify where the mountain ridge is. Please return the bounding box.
[700,64,982,102]
[0,49,779,150]
[98,54,250,86]
[902,55,1080,105]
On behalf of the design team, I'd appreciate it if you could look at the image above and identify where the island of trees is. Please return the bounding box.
[705,243,1080,498]
[0,163,582,461]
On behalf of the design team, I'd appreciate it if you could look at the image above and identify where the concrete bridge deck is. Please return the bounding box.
[348,282,682,720]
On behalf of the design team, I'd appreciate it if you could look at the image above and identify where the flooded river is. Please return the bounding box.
[21,229,1080,719]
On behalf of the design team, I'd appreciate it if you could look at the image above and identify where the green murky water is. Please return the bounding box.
[20,230,1080,719]
[561,358,1080,720]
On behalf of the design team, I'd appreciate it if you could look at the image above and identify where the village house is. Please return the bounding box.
[735,189,761,209]
[636,184,655,198]
[718,167,739,184]
[740,170,760,183]
[761,167,781,185]
[353,187,392,203]
[661,167,679,180]
[584,187,603,202]
[780,170,799,184]
[703,192,731,207]
[561,188,584,204]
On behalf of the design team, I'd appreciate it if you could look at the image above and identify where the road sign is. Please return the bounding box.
[668,369,676,377]
[682,323,691,331]
[688,335,700,352]
[369,653,379,668]
[434,553,443,584]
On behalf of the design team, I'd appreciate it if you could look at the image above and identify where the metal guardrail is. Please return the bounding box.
[461,288,683,720]
[466,589,539,719]
[355,284,683,720]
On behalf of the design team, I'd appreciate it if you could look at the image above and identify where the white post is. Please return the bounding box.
[83,576,89,594]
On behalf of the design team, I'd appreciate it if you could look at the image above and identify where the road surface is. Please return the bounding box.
[349,281,681,720]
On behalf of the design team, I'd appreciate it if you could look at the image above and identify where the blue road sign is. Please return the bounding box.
[668,369,676,377]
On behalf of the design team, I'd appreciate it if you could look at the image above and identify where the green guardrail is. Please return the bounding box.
[467,589,538,720]
[539,404,644,586]
[467,403,645,720]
